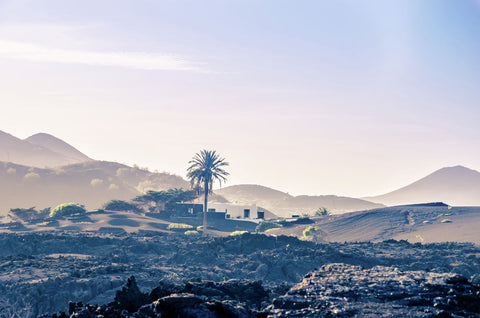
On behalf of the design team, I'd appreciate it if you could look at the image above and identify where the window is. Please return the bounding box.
[243,209,250,218]
[257,211,264,219]
[188,208,194,214]
[208,208,216,212]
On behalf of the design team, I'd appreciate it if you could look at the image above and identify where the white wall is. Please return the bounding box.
[208,203,266,221]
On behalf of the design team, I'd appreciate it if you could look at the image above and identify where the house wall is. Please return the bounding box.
[175,203,203,215]
[208,203,266,221]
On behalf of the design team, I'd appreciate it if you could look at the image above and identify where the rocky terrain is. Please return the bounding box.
[269,263,480,317]
[1,232,480,317]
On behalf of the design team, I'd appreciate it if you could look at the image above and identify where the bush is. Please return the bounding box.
[276,217,313,227]
[256,221,282,232]
[167,223,194,230]
[9,207,50,222]
[315,207,329,216]
[103,200,142,213]
[229,230,248,236]
[50,203,86,218]
[303,226,317,238]
[303,226,324,242]
[184,230,200,236]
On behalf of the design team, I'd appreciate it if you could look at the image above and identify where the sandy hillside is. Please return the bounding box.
[0,211,173,234]
[267,204,480,244]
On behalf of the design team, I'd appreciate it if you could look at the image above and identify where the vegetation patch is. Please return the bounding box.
[276,217,314,227]
[184,230,200,236]
[167,223,194,231]
[315,207,330,216]
[302,226,323,242]
[50,203,86,218]
[134,188,197,214]
[256,221,282,233]
[229,230,248,236]
[103,200,142,213]
[303,226,317,237]
[9,207,50,222]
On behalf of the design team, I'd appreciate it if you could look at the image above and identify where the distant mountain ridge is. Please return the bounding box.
[0,130,91,167]
[364,165,480,206]
[25,133,91,163]
[3,131,479,215]
[215,184,384,217]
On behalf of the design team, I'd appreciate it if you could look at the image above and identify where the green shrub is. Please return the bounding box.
[315,207,329,216]
[256,221,282,232]
[50,203,86,218]
[302,226,324,242]
[167,223,194,230]
[303,226,317,237]
[103,200,141,213]
[229,230,248,236]
[184,230,200,236]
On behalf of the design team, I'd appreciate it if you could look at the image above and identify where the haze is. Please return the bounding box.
[1,0,480,197]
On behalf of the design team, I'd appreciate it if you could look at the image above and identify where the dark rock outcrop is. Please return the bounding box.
[50,277,268,318]
[3,233,480,316]
[113,276,151,313]
[268,263,480,317]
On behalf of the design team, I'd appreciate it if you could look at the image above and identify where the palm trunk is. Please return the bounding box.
[203,180,209,237]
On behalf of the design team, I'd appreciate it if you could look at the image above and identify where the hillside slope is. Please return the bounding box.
[216,184,383,216]
[0,160,189,214]
[365,166,480,206]
[268,204,480,244]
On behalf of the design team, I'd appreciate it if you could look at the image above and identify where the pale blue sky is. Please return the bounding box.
[1,0,480,197]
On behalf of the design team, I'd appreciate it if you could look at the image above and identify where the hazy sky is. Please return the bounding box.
[1,0,480,197]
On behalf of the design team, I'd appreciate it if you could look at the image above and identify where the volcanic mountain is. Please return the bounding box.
[0,130,91,167]
[364,165,480,206]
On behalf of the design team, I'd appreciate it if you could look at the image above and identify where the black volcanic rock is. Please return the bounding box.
[5,233,480,317]
[51,278,266,318]
[113,276,151,313]
[268,263,480,317]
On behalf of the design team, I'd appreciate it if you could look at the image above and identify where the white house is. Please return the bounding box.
[207,203,274,222]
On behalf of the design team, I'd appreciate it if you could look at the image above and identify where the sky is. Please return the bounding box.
[1,0,480,197]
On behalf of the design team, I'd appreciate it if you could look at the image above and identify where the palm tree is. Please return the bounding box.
[187,150,229,236]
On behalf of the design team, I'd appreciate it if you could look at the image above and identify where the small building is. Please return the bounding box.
[207,203,272,222]
[175,203,203,216]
